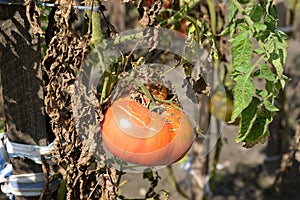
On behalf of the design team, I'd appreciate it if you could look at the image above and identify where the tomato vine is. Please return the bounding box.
[157,0,289,147]
[228,0,288,146]
[27,0,291,199]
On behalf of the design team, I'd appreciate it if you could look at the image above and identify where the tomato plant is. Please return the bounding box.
[28,0,291,199]
[101,95,194,166]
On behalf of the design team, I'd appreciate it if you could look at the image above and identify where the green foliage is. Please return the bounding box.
[0,120,4,133]
[158,0,288,147]
[229,0,288,146]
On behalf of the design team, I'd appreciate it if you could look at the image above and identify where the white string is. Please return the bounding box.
[0,0,101,11]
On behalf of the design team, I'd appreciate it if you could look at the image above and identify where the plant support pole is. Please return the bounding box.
[0,4,49,200]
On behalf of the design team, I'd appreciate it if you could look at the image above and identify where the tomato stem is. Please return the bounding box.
[135,80,156,109]
[154,97,181,111]
[100,76,110,104]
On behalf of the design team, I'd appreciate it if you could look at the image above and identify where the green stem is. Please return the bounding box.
[160,0,201,27]
[167,165,190,199]
[90,0,103,47]
[208,125,223,193]
[100,76,110,104]
[56,176,67,200]
[206,0,217,37]
[253,55,265,67]
[182,14,200,42]
[231,0,254,28]
[138,82,156,108]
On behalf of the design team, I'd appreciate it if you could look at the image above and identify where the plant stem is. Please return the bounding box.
[167,165,190,199]
[209,137,222,192]
[182,14,200,42]
[100,76,110,104]
[90,0,103,47]
[206,0,216,37]
[253,55,265,67]
[231,0,254,28]
[160,0,201,27]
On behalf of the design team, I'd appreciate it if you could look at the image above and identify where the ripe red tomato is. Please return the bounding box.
[101,97,194,166]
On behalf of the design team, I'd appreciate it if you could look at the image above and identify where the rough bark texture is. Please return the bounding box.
[0,5,48,200]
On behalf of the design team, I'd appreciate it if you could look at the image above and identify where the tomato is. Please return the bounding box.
[101,97,194,166]
[209,90,239,125]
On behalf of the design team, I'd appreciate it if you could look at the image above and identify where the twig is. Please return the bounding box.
[208,135,222,192]
[167,165,190,199]
[203,119,223,199]
[206,0,217,36]
[231,0,254,28]
[159,0,202,27]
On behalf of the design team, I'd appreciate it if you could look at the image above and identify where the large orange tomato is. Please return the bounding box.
[101,97,194,166]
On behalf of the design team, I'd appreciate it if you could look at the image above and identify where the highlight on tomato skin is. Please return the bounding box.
[101,97,194,166]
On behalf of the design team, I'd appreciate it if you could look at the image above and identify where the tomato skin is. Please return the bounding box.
[101,97,194,166]
[209,90,239,125]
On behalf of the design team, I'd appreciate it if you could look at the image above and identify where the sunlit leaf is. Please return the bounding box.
[232,31,252,67]
[263,99,279,112]
[235,97,260,143]
[250,4,264,23]
[254,64,276,81]
[231,69,255,121]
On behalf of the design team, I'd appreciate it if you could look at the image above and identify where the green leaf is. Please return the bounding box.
[219,27,230,36]
[237,24,250,32]
[253,47,264,55]
[256,89,268,98]
[250,4,264,23]
[263,99,279,112]
[257,30,271,42]
[244,117,271,143]
[264,4,278,32]
[245,2,254,15]
[268,3,279,20]
[269,52,283,77]
[257,104,274,118]
[229,2,238,23]
[143,171,154,180]
[264,35,275,54]
[187,24,196,34]
[235,61,253,73]
[274,32,288,65]
[254,64,276,81]
[261,64,276,81]
[238,0,249,4]
[231,69,255,121]
[266,80,281,96]
[232,31,252,67]
[279,75,289,89]
[253,23,267,31]
[235,97,261,143]
[236,98,273,144]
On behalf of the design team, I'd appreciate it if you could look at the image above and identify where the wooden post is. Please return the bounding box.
[191,94,210,200]
[0,4,48,200]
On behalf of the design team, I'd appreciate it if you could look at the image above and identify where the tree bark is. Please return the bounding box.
[0,5,48,200]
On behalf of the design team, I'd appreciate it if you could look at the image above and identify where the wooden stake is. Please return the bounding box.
[0,5,49,200]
